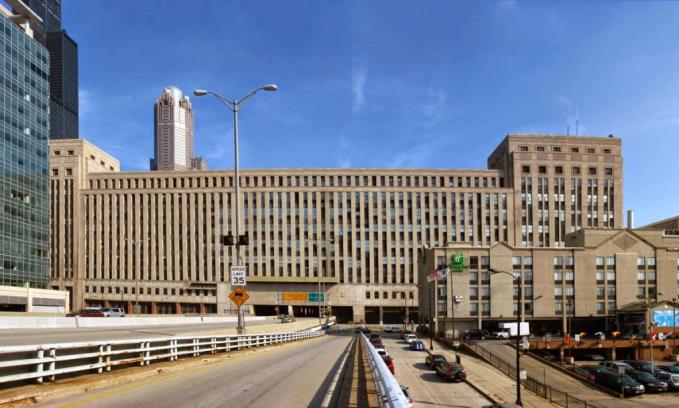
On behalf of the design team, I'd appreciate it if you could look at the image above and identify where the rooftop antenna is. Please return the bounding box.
[567,124,570,136]
[575,108,579,136]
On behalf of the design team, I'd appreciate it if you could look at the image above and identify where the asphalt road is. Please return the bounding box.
[36,333,353,408]
[0,319,310,346]
[381,334,492,407]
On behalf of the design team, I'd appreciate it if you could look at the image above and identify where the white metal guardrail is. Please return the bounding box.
[360,333,410,408]
[0,330,323,385]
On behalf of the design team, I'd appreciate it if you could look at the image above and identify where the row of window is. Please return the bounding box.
[84,285,214,297]
[521,165,614,176]
[518,145,614,155]
[365,291,415,300]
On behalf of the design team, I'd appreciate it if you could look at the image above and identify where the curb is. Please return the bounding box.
[464,378,500,405]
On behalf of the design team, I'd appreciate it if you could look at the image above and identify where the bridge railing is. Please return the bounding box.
[0,330,323,386]
[359,333,410,408]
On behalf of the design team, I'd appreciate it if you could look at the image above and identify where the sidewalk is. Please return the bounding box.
[433,340,561,408]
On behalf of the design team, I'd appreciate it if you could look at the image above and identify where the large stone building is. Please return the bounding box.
[418,223,679,337]
[49,134,623,320]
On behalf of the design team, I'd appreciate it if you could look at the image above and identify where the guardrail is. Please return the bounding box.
[359,333,410,408]
[463,341,600,408]
[0,330,324,385]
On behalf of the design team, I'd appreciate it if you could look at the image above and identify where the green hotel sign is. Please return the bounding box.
[450,253,469,272]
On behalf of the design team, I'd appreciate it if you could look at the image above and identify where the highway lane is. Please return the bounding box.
[36,333,353,408]
[381,334,492,407]
[0,318,316,346]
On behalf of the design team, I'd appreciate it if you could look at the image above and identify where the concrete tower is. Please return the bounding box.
[151,87,194,171]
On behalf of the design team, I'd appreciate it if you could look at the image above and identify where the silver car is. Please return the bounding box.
[100,307,126,317]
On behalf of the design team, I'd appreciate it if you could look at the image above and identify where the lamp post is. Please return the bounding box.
[490,267,523,407]
[194,84,277,333]
[673,298,677,358]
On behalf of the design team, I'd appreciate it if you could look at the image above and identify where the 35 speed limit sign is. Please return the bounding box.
[230,266,247,286]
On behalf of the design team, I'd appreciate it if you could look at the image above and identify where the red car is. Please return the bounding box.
[67,308,105,317]
[382,355,395,374]
[370,338,384,348]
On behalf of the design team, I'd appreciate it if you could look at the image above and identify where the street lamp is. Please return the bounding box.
[673,298,677,359]
[194,84,278,333]
[489,267,523,407]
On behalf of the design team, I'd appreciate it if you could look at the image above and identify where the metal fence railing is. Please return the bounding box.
[360,333,410,408]
[463,341,599,408]
[0,330,323,386]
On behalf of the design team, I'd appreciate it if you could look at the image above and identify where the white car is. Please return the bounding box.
[492,330,510,339]
[405,334,418,344]
[100,307,125,317]
[375,346,388,357]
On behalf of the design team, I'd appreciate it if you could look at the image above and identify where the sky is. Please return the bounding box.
[63,0,679,227]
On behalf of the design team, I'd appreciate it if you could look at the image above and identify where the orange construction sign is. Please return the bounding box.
[229,287,249,307]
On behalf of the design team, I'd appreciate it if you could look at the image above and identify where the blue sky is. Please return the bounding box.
[65,1,678,226]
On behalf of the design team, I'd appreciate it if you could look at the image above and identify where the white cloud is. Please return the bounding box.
[351,61,367,112]
[417,87,447,127]
[79,89,94,117]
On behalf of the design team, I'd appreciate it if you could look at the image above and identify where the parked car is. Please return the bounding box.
[405,334,418,344]
[369,333,381,341]
[425,353,448,370]
[374,346,388,357]
[624,360,654,373]
[580,353,605,361]
[410,340,425,351]
[435,362,466,382]
[400,385,414,408]
[463,329,490,340]
[594,370,645,396]
[67,308,105,317]
[280,314,296,323]
[626,370,667,393]
[580,365,610,380]
[567,366,596,381]
[655,371,679,391]
[384,325,404,333]
[401,330,413,340]
[600,361,634,373]
[657,365,679,374]
[382,355,394,374]
[492,329,510,339]
[100,307,125,317]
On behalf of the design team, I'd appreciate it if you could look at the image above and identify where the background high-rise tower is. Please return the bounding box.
[151,87,196,171]
[21,0,79,140]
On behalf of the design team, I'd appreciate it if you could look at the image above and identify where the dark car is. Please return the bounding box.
[580,365,609,380]
[382,355,395,375]
[655,371,679,391]
[370,338,384,348]
[567,366,596,381]
[410,340,425,351]
[463,329,490,340]
[369,333,381,341]
[626,370,667,393]
[657,365,679,374]
[436,362,466,382]
[624,360,654,373]
[580,353,605,361]
[67,308,105,317]
[594,370,645,396]
[425,353,448,370]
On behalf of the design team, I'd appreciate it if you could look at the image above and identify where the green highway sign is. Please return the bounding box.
[308,292,325,302]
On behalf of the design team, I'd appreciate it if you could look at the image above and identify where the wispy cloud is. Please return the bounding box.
[417,87,447,127]
[79,89,94,118]
[351,60,367,112]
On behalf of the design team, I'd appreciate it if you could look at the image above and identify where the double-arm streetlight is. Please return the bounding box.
[194,84,277,333]
[489,267,523,407]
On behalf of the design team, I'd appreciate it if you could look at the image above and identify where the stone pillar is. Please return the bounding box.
[353,305,365,324]
[217,282,229,315]
[200,303,206,315]
[611,347,617,361]
[26,287,33,312]
[104,299,110,308]
[288,305,294,316]
[151,302,158,315]
[126,301,133,315]
[175,303,182,315]
[379,307,384,325]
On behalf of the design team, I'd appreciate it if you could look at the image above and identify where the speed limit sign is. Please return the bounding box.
[230,266,247,286]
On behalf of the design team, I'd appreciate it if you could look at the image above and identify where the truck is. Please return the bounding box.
[499,322,530,337]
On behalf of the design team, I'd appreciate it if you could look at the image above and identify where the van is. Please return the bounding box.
[100,307,126,317]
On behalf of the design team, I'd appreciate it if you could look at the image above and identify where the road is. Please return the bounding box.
[36,333,352,408]
[0,319,314,346]
[475,340,679,408]
[381,334,492,407]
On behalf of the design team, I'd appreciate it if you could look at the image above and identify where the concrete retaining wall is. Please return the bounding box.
[0,315,269,329]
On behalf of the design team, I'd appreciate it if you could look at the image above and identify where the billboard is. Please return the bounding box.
[652,309,679,327]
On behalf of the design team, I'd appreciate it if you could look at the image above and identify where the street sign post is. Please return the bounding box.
[230,265,247,286]
[308,292,325,302]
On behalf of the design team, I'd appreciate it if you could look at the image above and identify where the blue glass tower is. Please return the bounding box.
[0,12,50,288]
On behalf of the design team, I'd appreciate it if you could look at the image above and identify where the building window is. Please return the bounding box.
[637,286,645,298]
[555,302,563,314]
[65,168,72,176]
[648,271,656,282]
[536,146,545,152]
[554,287,563,297]
[555,166,563,174]
[469,271,478,284]
[374,291,379,299]
[519,145,529,152]
[524,271,533,282]
[637,257,645,267]
[647,257,656,268]
[523,256,533,266]
[603,148,611,154]
[553,256,563,268]
[606,256,615,267]
[596,271,604,282]
[512,256,521,267]
[554,271,563,281]
[604,168,613,176]
[52,169,58,176]
[595,256,604,267]
[539,166,547,174]
[571,147,579,153]
[606,271,616,282]
[587,148,596,154]
[572,166,581,175]
[366,291,370,299]
[565,271,574,282]
[552,146,562,152]
[637,271,645,281]
[522,165,530,173]
[565,256,574,267]
[597,303,605,314]
[68,150,74,155]
[54,150,61,156]
[588,167,597,175]
[596,287,604,299]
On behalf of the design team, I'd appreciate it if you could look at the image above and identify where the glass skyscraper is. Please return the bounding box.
[0,11,51,288]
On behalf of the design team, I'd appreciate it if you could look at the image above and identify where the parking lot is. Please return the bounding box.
[379,333,492,407]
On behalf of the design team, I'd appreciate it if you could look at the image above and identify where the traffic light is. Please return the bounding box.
[222,234,235,246]
[238,234,248,246]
